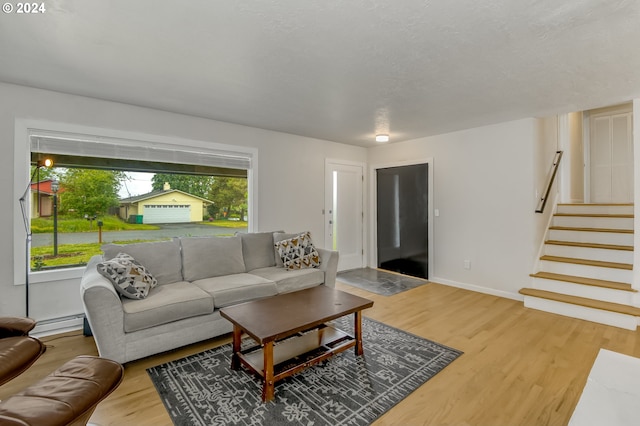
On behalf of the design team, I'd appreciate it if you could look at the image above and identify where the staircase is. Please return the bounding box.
[520,203,640,330]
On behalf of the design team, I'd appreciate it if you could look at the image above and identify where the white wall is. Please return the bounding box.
[569,111,585,202]
[534,116,560,246]
[633,99,640,292]
[0,82,366,320]
[0,81,567,323]
[368,118,555,299]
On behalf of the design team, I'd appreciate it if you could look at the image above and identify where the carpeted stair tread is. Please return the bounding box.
[544,240,633,251]
[549,226,634,234]
[529,272,636,292]
[540,255,632,270]
[519,288,640,316]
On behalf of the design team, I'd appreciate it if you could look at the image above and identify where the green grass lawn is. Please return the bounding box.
[31,215,158,233]
[31,242,103,268]
[30,239,168,269]
[202,219,248,228]
[29,215,248,269]
[31,215,247,233]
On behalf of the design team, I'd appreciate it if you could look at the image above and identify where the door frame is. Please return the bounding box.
[369,158,434,279]
[324,158,366,270]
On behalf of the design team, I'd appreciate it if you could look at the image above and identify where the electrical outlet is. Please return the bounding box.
[463,260,471,270]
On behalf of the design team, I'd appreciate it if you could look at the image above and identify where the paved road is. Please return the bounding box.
[31,223,248,248]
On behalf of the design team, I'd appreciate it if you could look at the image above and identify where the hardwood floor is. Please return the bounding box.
[3,281,640,425]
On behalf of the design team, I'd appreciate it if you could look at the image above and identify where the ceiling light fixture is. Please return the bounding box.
[375,134,389,143]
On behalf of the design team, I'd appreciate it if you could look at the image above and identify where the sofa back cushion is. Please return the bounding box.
[239,232,278,271]
[180,236,245,281]
[102,240,182,285]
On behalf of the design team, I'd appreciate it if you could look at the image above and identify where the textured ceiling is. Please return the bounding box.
[1,0,639,147]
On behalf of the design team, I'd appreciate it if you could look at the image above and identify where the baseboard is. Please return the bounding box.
[430,276,524,301]
[32,314,85,338]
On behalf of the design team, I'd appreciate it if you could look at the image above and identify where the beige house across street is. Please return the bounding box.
[118,183,213,224]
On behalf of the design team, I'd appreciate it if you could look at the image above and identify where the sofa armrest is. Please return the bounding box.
[80,255,127,363]
[316,248,339,288]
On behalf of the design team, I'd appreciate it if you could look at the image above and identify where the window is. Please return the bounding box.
[15,123,256,282]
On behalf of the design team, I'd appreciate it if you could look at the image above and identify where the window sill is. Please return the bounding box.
[28,266,85,284]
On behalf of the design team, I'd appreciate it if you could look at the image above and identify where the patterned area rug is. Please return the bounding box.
[337,268,429,296]
[148,317,462,425]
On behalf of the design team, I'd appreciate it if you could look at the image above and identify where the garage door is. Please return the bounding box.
[143,205,191,224]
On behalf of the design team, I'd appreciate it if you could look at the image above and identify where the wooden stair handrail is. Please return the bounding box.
[536,150,563,214]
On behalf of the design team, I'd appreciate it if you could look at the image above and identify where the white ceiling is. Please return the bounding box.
[1,0,639,147]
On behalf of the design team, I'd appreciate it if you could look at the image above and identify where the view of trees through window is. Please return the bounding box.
[29,165,248,271]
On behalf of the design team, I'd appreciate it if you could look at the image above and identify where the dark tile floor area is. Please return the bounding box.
[337,267,429,296]
[379,256,428,280]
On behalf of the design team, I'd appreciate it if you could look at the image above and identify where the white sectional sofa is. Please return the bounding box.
[80,232,338,364]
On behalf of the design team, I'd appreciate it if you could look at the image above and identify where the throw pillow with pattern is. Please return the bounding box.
[97,252,158,299]
[274,231,321,270]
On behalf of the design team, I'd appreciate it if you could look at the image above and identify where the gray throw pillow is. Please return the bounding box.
[97,253,158,299]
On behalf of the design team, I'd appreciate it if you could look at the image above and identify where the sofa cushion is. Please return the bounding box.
[180,236,246,281]
[239,232,277,271]
[102,240,182,285]
[96,253,157,299]
[192,273,278,308]
[249,266,324,294]
[121,281,213,332]
[274,231,321,270]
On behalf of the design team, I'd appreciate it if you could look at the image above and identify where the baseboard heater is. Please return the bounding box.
[32,314,86,337]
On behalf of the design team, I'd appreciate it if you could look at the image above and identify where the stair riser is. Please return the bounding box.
[548,229,634,246]
[539,261,632,282]
[543,245,634,264]
[522,296,637,330]
[552,216,633,230]
[556,205,634,215]
[531,278,634,305]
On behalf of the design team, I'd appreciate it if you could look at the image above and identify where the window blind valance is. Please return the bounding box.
[29,130,252,171]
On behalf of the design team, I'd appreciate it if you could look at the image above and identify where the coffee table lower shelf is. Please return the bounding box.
[236,324,354,385]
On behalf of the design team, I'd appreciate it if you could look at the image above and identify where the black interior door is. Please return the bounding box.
[376,163,428,279]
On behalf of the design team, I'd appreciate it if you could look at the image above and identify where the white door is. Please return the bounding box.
[589,107,633,203]
[325,161,363,271]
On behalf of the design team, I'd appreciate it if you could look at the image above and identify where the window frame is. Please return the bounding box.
[14,119,258,285]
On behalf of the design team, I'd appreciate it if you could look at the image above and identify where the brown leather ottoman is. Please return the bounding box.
[0,355,124,426]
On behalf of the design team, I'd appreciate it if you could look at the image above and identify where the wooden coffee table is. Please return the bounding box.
[219,286,374,402]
